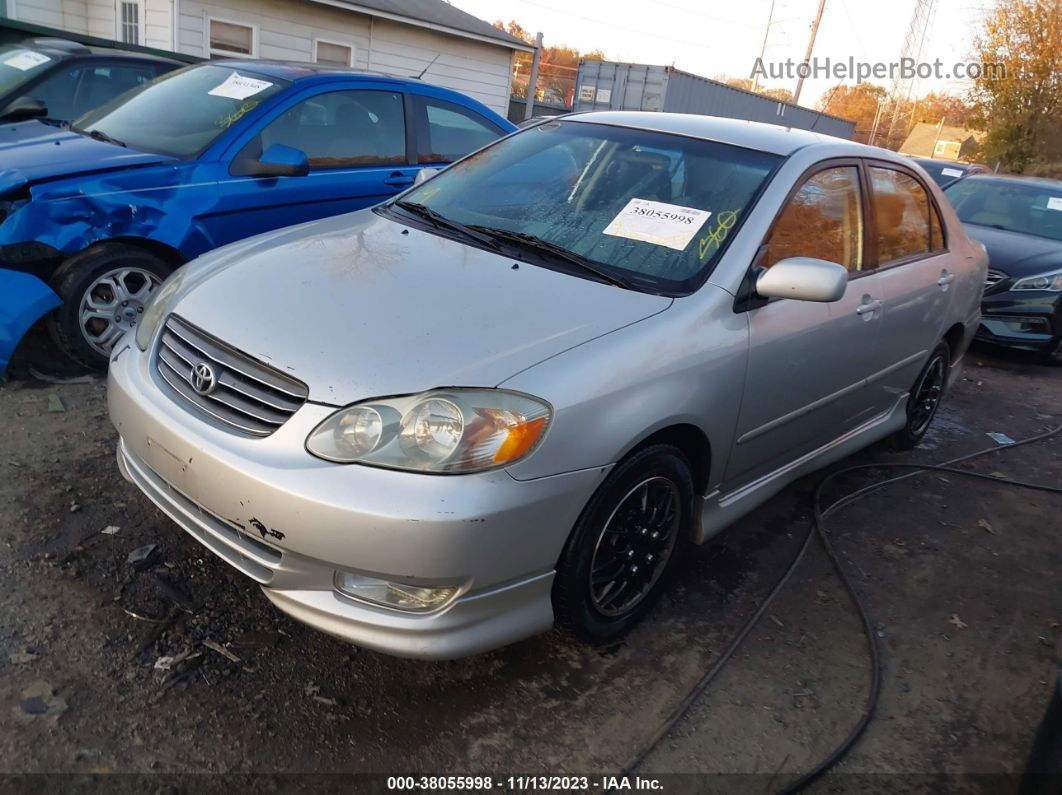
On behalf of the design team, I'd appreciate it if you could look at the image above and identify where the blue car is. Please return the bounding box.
[0,60,514,368]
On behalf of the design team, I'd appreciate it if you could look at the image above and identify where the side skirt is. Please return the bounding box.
[693,394,909,544]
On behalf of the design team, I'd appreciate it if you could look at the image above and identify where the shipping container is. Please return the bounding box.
[574,60,855,140]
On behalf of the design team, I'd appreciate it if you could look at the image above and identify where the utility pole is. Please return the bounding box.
[751,0,776,94]
[885,0,937,149]
[524,32,543,121]
[868,95,885,146]
[793,0,827,105]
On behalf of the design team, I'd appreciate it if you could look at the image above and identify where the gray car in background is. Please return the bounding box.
[108,113,986,659]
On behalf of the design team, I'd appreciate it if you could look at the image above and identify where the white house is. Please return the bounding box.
[1,0,530,113]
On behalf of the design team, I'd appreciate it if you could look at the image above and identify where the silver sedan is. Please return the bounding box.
[108,112,986,659]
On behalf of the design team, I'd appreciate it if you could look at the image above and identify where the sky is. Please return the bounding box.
[449,0,995,109]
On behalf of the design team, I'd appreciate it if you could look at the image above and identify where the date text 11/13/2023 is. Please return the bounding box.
[386,775,664,791]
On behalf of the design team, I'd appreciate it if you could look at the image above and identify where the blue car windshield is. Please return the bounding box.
[394,120,781,293]
[945,178,1062,242]
[0,46,55,95]
[74,64,289,158]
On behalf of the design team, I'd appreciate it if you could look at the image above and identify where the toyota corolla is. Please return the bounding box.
[108,113,986,659]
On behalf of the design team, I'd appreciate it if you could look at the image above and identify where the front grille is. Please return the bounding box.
[155,315,308,437]
[985,268,1008,290]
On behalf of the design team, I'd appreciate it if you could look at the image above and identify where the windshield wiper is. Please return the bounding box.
[70,126,127,147]
[392,201,500,250]
[467,226,632,289]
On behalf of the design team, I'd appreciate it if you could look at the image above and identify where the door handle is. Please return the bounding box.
[937,271,956,287]
[384,171,415,187]
[856,298,883,316]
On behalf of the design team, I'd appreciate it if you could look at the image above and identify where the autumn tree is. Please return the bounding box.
[494,20,606,105]
[761,87,795,103]
[716,75,795,104]
[818,83,888,144]
[911,91,976,129]
[970,0,1062,171]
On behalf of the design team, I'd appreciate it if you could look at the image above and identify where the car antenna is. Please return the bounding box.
[414,54,441,80]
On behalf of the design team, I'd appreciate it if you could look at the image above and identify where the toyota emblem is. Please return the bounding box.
[190,362,218,396]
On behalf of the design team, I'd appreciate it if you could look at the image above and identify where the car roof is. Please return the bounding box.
[18,37,181,64]
[562,111,895,159]
[211,59,417,85]
[956,173,1062,189]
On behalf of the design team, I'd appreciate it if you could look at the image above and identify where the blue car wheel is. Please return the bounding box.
[48,243,171,370]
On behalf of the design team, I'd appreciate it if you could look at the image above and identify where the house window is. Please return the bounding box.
[315,40,353,67]
[118,1,141,45]
[209,19,255,56]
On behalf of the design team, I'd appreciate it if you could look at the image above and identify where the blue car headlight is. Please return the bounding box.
[1011,268,1062,292]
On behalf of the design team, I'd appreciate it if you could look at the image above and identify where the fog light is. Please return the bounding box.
[334,571,459,612]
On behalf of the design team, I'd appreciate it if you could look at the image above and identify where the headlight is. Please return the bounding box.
[306,389,551,473]
[135,269,185,350]
[1012,268,1062,292]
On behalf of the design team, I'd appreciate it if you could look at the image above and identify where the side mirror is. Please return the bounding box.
[2,96,48,122]
[413,167,441,186]
[233,144,309,178]
[755,257,849,302]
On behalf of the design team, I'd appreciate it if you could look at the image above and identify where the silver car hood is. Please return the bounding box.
[173,210,673,404]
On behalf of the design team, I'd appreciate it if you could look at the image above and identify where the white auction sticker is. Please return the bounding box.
[3,50,51,71]
[602,198,711,251]
[578,85,595,102]
[941,167,964,178]
[208,72,274,100]
[1047,197,1062,211]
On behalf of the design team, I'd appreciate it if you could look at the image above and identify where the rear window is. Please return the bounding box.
[945,178,1062,242]
[397,120,781,293]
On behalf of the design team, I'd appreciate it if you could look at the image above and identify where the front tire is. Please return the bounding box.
[553,444,694,644]
[1043,336,1062,366]
[891,341,950,450]
[48,244,171,370]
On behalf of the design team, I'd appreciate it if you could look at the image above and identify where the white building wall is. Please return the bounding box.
[85,0,114,39]
[176,0,512,112]
[9,0,173,48]
[144,0,173,49]
[8,0,516,114]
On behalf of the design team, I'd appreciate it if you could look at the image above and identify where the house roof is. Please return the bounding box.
[899,122,984,156]
[314,0,534,51]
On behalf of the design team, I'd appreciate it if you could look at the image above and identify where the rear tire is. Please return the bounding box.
[891,341,950,450]
[47,244,171,371]
[553,444,694,644]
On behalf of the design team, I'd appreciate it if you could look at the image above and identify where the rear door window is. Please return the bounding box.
[415,96,504,164]
[868,166,934,265]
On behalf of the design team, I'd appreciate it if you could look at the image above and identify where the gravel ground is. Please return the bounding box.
[1,329,1060,793]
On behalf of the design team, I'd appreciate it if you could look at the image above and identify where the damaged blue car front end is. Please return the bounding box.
[0,269,61,376]
[0,61,515,369]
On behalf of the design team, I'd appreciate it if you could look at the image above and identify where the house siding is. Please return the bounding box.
[8,0,515,114]
[10,0,174,47]
[177,0,511,112]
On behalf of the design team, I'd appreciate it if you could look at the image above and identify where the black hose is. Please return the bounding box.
[617,421,1062,791]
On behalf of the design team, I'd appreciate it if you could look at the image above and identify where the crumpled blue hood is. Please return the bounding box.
[0,120,174,197]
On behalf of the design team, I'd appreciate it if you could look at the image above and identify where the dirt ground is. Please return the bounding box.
[1,327,1060,793]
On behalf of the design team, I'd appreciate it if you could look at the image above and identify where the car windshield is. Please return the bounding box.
[945,178,1062,242]
[73,64,289,158]
[393,120,781,293]
[915,161,965,188]
[0,46,55,95]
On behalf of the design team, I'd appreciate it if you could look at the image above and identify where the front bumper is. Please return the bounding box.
[107,342,607,659]
[977,291,1062,353]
